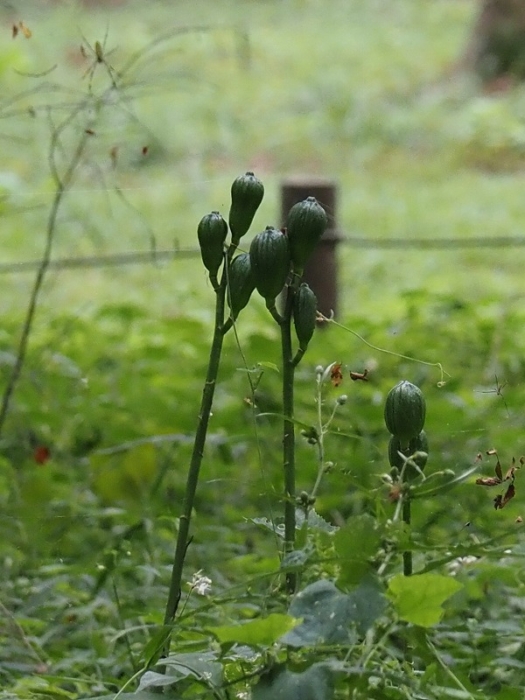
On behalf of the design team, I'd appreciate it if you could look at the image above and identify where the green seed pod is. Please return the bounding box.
[228,172,264,244]
[227,253,256,320]
[388,431,428,480]
[286,196,328,272]
[384,380,426,447]
[293,283,317,352]
[249,226,291,301]
[197,211,228,278]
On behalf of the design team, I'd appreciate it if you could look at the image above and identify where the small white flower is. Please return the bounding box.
[447,555,478,576]
[189,570,212,595]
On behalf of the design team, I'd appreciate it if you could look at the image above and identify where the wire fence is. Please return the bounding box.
[1,233,524,275]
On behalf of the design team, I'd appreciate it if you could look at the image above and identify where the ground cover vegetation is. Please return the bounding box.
[2,0,525,698]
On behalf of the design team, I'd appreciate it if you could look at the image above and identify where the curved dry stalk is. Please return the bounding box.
[0,106,90,439]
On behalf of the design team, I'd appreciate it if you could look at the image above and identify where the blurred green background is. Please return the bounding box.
[2,0,525,320]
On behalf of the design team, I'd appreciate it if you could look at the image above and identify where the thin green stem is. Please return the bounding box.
[402,497,412,576]
[311,393,340,500]
[162,269,228,649]
[281,286,296,593]
[266,298,283,325]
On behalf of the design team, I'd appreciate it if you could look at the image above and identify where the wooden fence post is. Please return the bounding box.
[280,177,340,319]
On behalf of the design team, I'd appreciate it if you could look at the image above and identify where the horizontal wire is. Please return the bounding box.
[0,233,524,275]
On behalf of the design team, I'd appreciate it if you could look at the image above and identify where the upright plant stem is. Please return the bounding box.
[162,272,227,641]
[402,497,412,576]
[281,286,296,593]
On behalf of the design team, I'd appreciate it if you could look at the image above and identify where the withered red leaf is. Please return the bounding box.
[476,477,502,487]
[330,363,343,387]
[494,483,515,510]
[505,466,517,481]
[350,369,368,382]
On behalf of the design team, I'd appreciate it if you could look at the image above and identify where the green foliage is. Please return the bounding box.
[5,1,525,699]
[210,614,298,646]
[3,292,525,698]
[388,573,463,627]
[282,579,385,645]
[253,663,334,700]
[334,515,382,587]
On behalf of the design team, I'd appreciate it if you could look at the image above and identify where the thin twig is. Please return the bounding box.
[0,599,47,669]
[0,107,90,438]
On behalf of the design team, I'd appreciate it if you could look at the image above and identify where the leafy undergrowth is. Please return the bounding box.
[2,290,525,698]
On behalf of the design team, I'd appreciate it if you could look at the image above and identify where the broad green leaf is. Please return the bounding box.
[253,662,333,700]
[388,573,463,627]
[334,514,381,586]
[281,578,385,647]
[138,652,222,691]
[87,694,163,700]
[490,690,522,700]
[282,581,352,646]
[137,672,178,690]
[257,361,280,373]
[281,548,312,571]
[210,613,299,646]
[161,651,221,681]
[345,576,387,636]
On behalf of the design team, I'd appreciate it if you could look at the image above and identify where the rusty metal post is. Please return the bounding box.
[280,177,340,319]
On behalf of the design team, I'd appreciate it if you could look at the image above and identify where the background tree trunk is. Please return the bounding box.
[463,0,525,83]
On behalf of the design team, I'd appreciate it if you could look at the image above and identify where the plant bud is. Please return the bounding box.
[197,211,227,278]
[293,283,317,353]
[286,196,328,272]
[249,226,291,301]
[227,253,256,320]
[228,172,264,244]
[384,380,426,447]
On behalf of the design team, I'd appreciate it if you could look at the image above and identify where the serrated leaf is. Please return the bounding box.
[334,514,381,586]
[251,517,285,537]
[388,573,463,627]
[253,662,333,700]
[210,613,299,646]
[251,509,336,539]
[296,508,339,533]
